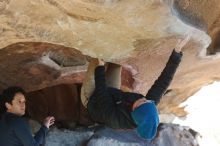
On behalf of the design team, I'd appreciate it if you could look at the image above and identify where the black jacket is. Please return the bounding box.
[0,112,48,146]
[88,50,182,129]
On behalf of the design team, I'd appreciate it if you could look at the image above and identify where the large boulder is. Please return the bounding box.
[1,0,220,119]
[43,123,200,146]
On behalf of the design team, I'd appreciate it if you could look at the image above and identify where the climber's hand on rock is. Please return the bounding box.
[98,58,105,66]
[175,33,191,53]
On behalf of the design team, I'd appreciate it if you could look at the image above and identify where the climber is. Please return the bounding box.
[81,35,190,140]
[0,86,55,146]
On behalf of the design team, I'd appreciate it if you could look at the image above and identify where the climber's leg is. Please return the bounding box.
[105,63,122,89]
[81,58,99,108]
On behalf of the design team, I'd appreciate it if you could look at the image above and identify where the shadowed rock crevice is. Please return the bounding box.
[171,0,207,30]
[26,83,93,129]
[48,51,86,67]
[167,0,220,31]
[207,30,220,55]
[0,42,88,92]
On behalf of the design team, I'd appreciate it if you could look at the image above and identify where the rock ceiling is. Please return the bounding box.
[1,0,220,117]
